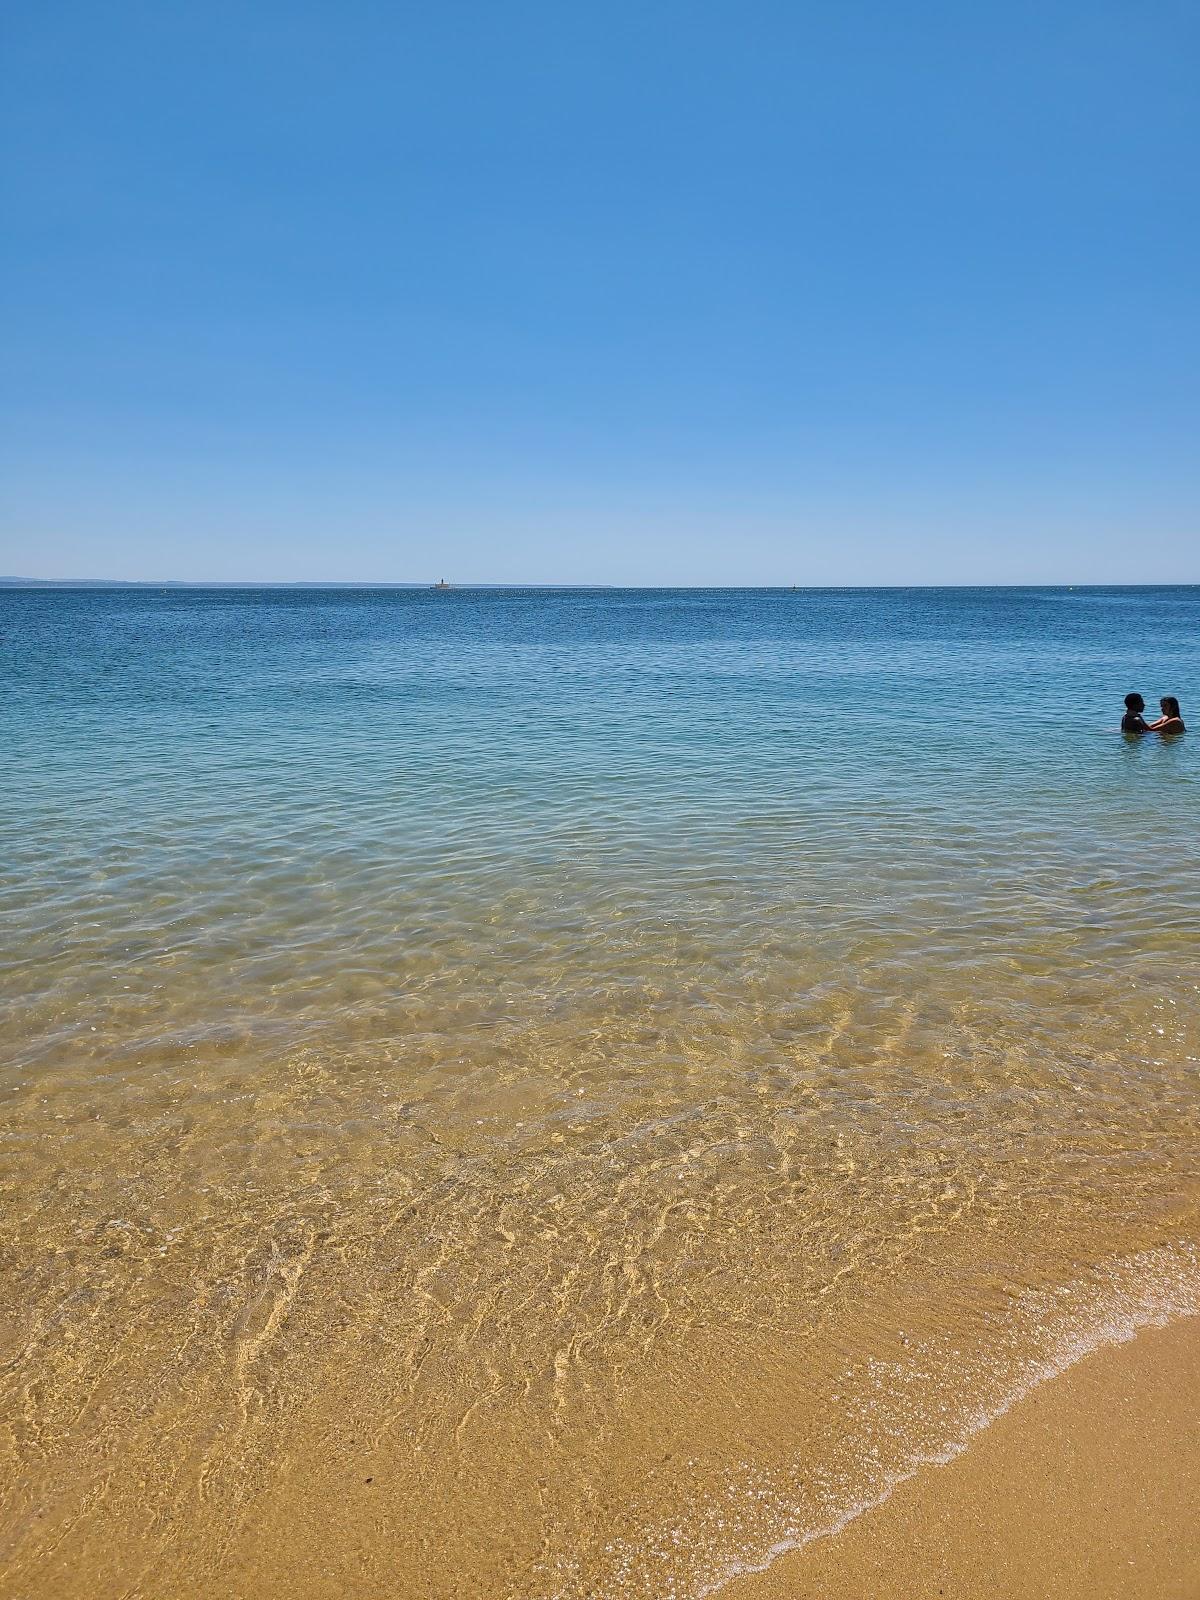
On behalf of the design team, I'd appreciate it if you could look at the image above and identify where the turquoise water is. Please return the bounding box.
[2,586,1198,1599]
[3,585,1196,1043]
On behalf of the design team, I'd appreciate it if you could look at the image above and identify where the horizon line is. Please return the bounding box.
[3,578,1200,593]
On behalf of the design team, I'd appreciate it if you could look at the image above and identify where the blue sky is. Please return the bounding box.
[1,1,1197,583]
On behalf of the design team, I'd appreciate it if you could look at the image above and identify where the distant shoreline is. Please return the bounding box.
[3,579,1199,593]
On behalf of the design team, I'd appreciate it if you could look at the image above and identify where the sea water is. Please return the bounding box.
[2,586,1198,1597]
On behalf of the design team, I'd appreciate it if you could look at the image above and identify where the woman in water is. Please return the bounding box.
[1146,695,1186,734]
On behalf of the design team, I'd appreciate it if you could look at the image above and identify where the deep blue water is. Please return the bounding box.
[4,583,1195,873]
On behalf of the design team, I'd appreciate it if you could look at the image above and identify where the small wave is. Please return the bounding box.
[694,1240,1200,1598]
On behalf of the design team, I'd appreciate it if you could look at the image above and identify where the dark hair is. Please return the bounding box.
[1124,692,1144,710]
[1160,696,1181,719]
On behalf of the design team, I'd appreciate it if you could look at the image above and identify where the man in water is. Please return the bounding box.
[1121,692,1149,733]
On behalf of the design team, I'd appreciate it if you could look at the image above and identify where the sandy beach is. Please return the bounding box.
[721,1315,1200,1600]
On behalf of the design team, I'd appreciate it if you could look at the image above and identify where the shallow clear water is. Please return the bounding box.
[2,586,1198,1597]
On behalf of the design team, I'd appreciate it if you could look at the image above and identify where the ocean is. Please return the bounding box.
[2,585,1198,1597]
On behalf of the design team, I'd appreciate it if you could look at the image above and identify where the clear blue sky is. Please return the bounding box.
[1,1,1197,584]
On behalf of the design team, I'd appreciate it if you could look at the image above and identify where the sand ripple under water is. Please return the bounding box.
[2,586,1198,1595]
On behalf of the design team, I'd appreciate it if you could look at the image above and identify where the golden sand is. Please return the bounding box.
[4,932,1200,1596]
[721,1315,1200,1600]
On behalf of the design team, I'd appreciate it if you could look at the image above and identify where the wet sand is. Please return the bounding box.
[720,1315,1200,1600]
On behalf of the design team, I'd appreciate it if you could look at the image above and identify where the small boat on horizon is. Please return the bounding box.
[432,578,452,591]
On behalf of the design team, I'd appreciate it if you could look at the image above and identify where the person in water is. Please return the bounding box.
[1146,695,1186,734]
[1121,692,1149,733]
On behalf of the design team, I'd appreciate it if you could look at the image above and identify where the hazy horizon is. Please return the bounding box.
[5,575,1200,592]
